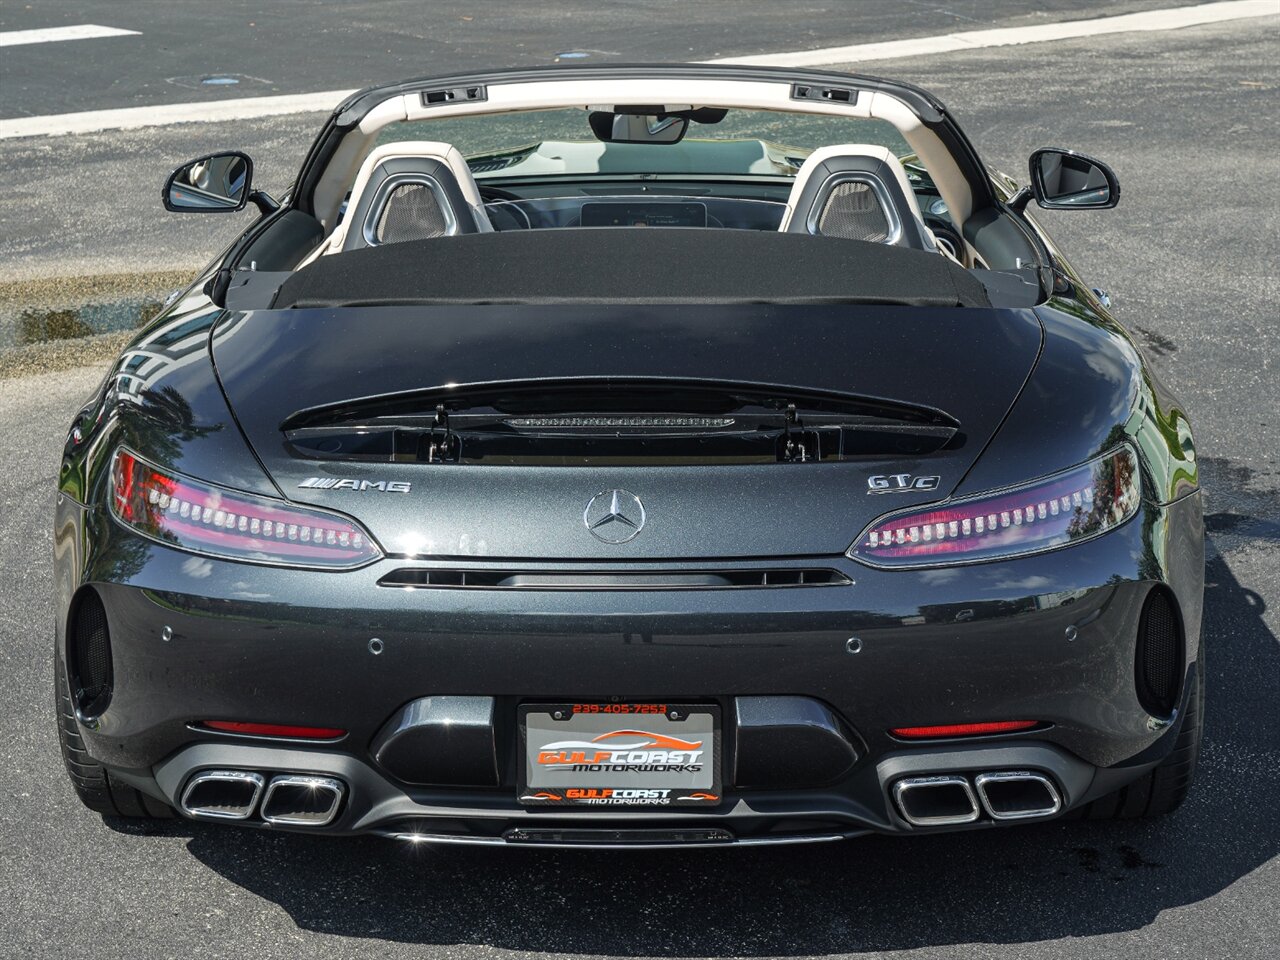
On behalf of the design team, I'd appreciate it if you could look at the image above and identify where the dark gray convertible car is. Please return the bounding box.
[54,64,1203,847]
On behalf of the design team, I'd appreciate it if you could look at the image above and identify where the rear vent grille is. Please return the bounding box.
[1135,588,1183,717]
[281,378,960,466]
[69,590,113,718]
[379,568,850,591]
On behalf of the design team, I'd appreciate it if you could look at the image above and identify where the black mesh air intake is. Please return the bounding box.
[1135,588,1182,717]
[69,590,113,718]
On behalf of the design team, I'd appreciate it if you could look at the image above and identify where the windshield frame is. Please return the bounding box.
[293,64,997,231]
[379,106,912,183]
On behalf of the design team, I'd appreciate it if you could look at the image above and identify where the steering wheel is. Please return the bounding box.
[924,216,964,262]
[480,186,533,230]
[479,186,524,203]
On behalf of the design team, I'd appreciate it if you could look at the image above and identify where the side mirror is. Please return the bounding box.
[588,110,690,145]
[1028,147,1119,210]
[163,151,276,214]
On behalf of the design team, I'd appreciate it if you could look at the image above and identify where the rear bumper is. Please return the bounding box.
[126,723,1186,847]
[56,493,1203,842]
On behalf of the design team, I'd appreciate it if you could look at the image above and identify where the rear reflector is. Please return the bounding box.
[201,721,347,740]
[890,720,1039,739]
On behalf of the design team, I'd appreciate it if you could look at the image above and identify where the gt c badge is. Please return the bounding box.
[868,474,941,494]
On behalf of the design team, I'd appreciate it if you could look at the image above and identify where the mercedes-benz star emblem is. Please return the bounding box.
[584,489,646,543]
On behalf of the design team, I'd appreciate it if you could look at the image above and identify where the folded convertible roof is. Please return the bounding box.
[270,229,992,309]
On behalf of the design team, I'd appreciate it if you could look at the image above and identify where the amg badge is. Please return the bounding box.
[298,477,411,493]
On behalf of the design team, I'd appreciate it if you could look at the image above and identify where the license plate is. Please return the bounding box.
[518,703,721,807]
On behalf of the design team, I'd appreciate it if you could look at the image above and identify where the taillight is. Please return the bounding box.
[851,445,1140,569]
[110,448,381,569]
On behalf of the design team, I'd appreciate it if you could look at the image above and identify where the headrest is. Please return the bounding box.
[327,141,491,253]
[780,144,933,250]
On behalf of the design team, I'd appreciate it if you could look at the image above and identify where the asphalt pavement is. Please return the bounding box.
[0,4,1278,959]
[0,0,1217,118]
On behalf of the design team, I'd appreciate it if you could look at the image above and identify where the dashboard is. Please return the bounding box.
[475,178,962,258]
[483,194,787,231]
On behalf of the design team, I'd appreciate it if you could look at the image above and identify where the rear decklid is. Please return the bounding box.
[212,303,1042,559]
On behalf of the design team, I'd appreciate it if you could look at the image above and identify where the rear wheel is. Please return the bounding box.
[1078,667,1203,820]
[54,659,174,819]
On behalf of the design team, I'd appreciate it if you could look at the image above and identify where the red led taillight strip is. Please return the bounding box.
[890,720,1039,739]
[851,446,1140,568]
[111,448,381,569]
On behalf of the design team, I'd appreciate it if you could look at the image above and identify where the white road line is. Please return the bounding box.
[0,0,1275,140]
[0,24,140,48]
[0,90,359,141]
[704,0,1277,66]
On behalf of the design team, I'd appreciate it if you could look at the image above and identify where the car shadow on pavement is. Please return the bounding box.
[127,542,1276,955]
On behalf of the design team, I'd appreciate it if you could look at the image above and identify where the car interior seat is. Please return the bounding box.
[779,144,937,252]
[306,141,493,260]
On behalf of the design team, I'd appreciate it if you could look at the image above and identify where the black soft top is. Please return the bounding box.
[270,229,992,309]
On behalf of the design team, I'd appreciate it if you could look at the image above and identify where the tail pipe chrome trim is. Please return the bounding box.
[974,770,1062,820]
[260,774,346,827]
[179,770,265,821]
[892,775,980,827]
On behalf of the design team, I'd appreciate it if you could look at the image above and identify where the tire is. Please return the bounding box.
[1077,666,1204,820]
[54,658,174,819]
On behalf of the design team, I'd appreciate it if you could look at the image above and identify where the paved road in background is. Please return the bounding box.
[0,0,1213,117]
[0,0,1264,280]
[1,4,1278,959]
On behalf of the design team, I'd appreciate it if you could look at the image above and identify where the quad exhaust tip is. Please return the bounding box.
[178,770,346,826]
[974,770,1062,820]
[180,769,265,821]
[893,775,980,827]
[260,774,345,827]
[893,770,1063,826]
